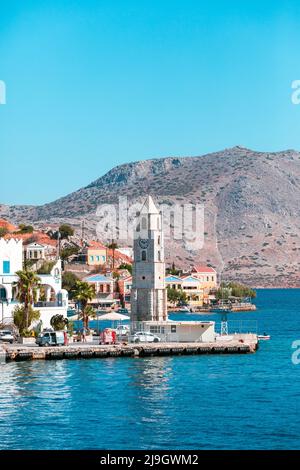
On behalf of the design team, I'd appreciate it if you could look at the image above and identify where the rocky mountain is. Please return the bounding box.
[1,146,300,287]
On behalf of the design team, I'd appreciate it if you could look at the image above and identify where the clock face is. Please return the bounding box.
[139,238,149,249]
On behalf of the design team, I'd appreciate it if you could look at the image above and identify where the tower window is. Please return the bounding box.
[158,235,160,245]
[157,217,159,229]
[158,251,161,261]
[142,250,147,261]
[142,217,147,230]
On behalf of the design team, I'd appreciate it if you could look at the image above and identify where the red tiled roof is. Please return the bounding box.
[4,231,57,247]
[0,218,17,232]
[192,265,216,273]
[87,240,107,250]
[107,249,133,264]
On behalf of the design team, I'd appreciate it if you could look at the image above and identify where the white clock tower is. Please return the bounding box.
[131,195,168,324]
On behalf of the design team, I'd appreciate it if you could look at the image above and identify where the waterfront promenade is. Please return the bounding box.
[0,334,258,362]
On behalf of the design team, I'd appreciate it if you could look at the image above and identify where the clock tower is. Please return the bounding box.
[131,195,167,324]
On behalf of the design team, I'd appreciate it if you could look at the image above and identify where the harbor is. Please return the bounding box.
[0,333,258,362]
[0,289,297,451]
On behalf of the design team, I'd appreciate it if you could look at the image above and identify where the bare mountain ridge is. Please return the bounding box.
[1,146,300,287]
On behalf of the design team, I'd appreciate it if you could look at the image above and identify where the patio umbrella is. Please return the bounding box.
[97,311,130,321]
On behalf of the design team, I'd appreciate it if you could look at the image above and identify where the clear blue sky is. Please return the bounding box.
[1,0,300,205]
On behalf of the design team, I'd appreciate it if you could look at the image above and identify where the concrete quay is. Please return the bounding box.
[0,334,258,362]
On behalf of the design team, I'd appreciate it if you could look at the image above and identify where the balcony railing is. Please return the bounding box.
[34,301,61,308]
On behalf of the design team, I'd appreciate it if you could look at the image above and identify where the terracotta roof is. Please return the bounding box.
[118,275,132,283]
[107,249,133,264]
[0,218,17,232]
[4,231,57,247]
[87,240,107,250]
[192,265,216,273]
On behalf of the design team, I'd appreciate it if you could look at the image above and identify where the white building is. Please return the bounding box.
[0,238,68,329]
[25,242,46,260]
[0,238,23,321]
[142,320,215,343]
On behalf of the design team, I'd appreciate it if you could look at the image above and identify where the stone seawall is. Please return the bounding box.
[1,336,258,362]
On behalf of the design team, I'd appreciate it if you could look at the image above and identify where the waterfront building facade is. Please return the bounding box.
[0,237,68,328]
[83,273,119,308]
[190,265,217,288]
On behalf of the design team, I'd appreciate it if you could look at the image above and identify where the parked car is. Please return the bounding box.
[0,330,14,344]
[36,331,65,347]
[115,324,130,336]
[130,331,161,343]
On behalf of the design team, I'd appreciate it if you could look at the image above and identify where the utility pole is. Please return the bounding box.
[81,220,85,245]
[57,231,61,259]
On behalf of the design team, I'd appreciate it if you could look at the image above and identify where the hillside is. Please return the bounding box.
[1,146,300,287]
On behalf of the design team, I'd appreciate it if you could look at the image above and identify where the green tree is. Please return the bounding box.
[72,281,95,329]
[50,314,69,331]
[216,281,256,300]
[59,224,74,239]
[60,246,79,261]
[18,224,34,234]
[118,263,132,274]
[62,272,79,299]
[0,227,8,237]
[167,262,180,276]
[13,305,40,336]
[15,269,41,329]
[37,261,55,274]
[107,240,118,269]
[167,287,187,306]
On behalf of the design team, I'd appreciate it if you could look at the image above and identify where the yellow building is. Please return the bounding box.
[85,241,107,266]
[181,276,205,307]
[190,265,217,289]
[165,266,218,308]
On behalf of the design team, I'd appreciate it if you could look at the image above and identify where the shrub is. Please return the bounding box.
[50,314,68,331]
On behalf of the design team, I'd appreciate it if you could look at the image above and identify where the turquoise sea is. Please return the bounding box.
[0,289,300,450]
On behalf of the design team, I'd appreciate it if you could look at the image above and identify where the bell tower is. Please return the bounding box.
[131,195,167,323]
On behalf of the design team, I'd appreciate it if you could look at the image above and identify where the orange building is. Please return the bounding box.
[85,241,107,266]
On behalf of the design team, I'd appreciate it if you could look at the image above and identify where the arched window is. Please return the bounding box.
[158,235,160,245]
[158,251,161,261]
[142,250,147,261]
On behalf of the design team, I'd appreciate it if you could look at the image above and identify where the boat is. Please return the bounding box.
[258,334,271,341]
[178,306,190,312]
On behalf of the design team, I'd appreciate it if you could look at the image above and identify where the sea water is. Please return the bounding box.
[0,289,300,449]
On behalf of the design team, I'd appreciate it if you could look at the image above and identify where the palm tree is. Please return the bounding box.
[15,269,41,328]
[107,240,118,270]
[72,281,95,329]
